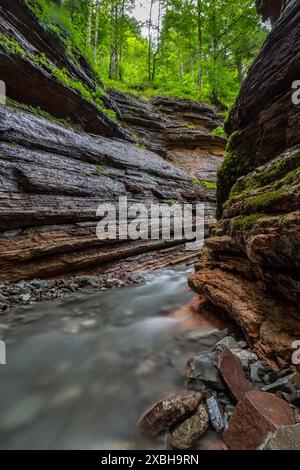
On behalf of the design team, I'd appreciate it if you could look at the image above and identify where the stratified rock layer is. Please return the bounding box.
[189,1,300,368]
[0,0,225,282]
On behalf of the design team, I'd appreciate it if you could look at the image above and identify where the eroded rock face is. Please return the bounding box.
[0,0,128,139]
[0,105,210,282]
[189,1,300,368]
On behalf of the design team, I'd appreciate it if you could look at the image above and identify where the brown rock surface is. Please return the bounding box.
[138,391,201,437]
[223,390,295,450]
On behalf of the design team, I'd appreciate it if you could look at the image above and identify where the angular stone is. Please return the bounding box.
[206,396,226,432]
[250,361,268,383]
[263,369,293,385]
[139,391,201,437]
[186,351,226,391]
[260,424,300,450]
[215,346,252,401]
[171,405,209,449]
[223,390,296,450]
[185,328,227,347]
[216,336,238,350]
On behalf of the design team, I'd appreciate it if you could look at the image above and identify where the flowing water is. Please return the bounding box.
[0,267,227,450]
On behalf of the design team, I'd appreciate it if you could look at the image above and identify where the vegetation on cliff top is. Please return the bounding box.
[22,0,266,108]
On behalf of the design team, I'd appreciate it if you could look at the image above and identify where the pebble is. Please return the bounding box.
[206,395,226,432]
[216,336,238,350]
[0,274,132,313]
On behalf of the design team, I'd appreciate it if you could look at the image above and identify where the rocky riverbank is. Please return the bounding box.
[138,328,300,450]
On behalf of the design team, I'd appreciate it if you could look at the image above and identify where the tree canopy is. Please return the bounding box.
[25,0,267,107]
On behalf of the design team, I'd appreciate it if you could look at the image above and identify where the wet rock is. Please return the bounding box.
[261,373,299,394]
[260,424,300,450]
[223,390,296,450]
[170,404,209,449]
[206,395,226,432]
[250,361,268,383]
[139,391,201,437]
[283,390,300,408]
[185,328,227,347]
[216,336,238,350]
[186,351,226,391]
[215,346,251,402]
[262,369,292,385]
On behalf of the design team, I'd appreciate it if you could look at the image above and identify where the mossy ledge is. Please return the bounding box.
[216,130,257,218]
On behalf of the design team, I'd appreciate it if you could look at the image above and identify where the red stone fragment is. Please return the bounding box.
[223,390,295,450]
[215,345,251,401]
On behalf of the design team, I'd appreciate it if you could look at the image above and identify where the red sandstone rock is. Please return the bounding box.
[223,390,295,450]
[215,346,252,402]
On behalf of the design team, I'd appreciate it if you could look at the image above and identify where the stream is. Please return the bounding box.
[0,266,227,450]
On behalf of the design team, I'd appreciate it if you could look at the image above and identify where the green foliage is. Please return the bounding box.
[21,0,266,107]
[0,32,27,58]
[211,125,226,137]
[216,130,257,218]
[167,199,177,206]
[231,213,268,231]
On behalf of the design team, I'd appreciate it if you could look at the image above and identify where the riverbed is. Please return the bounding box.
[0,266,228,450]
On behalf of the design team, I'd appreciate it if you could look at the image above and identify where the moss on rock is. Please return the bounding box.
[216,130,257,218]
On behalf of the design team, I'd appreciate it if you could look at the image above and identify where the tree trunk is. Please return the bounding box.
[197,0,203,91]
[152,0,162,82]
[94,1,100,63]
[148,0,154,83]
[109,2,119,80]
[236,55,243,84]
[119,0,125,81]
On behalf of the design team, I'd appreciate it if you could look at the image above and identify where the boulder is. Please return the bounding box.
[186,351,226,391]
[139,391,201,437]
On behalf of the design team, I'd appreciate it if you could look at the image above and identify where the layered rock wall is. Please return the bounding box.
[189,0,300,368]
